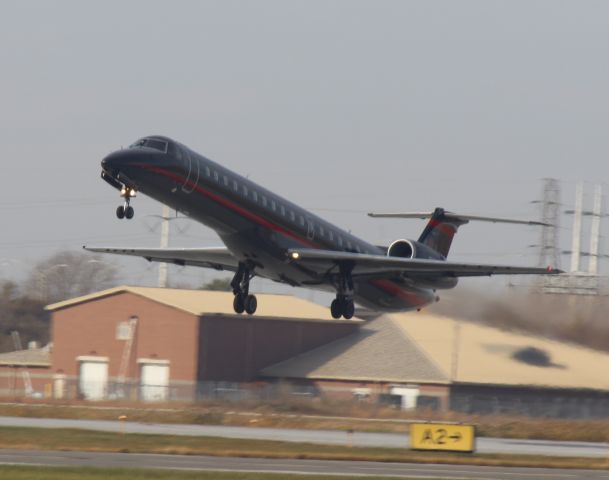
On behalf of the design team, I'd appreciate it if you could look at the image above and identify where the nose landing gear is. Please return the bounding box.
[116,186,136,220]
[231,262,257,315]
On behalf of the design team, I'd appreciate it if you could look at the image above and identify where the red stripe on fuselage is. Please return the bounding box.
[370,279,429,307]
[141,165,319,248]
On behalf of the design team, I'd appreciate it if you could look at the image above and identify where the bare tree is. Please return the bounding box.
[25,251,120,303]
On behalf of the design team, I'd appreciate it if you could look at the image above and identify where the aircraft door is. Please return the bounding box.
[181,149,199,193]
[306,218,315,240]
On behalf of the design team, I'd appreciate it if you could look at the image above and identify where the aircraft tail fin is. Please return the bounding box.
[416,208,468,257]
[368,208,548,258]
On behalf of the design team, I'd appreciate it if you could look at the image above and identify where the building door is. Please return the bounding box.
[390,386,420,410]
[140,362,169,401]
[79,359,108,400]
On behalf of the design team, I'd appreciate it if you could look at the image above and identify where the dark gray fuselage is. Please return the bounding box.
[102,136,448,311]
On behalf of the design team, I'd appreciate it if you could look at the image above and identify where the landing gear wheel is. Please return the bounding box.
[116,205,125,219]
[342,300,355,320]
[233,293,245,314]
[231,263,258,315]
[244,294,257,315]
[125,206,135,219]
[330,298,342,319]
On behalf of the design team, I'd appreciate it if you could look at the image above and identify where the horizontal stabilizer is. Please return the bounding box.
[368,211,550,227]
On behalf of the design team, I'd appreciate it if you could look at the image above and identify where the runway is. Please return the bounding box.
[1,449,608,479]
[0,416,608,458]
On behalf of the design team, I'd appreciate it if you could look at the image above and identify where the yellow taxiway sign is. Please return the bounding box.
[410,423,475,453]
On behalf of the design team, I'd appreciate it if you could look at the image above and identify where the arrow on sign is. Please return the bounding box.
[449,432,462,442]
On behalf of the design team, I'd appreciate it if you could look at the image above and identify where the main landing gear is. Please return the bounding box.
[331,295,355,320]
[331,264,355,319]
[116,186,136,220]
[231,263,257,315]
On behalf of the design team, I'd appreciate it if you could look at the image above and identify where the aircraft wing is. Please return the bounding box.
[287,248,561,277]
[83,246,239,272]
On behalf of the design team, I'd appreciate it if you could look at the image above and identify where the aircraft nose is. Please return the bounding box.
[101,150,139,172]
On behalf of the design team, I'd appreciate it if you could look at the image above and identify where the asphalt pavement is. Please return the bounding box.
[1,449,609,479]
[0,415,608,458]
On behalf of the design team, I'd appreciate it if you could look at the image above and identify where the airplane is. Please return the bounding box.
[86,135,561,319]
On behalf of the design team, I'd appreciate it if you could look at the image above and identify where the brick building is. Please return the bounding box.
[0,346,51,397]
[46,286,359,401]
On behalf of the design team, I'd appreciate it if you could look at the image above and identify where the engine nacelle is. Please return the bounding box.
[387,239,446,261]
[387,239,416,258]
[386,238,457,289]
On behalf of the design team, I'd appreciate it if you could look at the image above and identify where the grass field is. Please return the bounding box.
[2,400,609,443]
[0,466,440,480]
[1,426,609,471]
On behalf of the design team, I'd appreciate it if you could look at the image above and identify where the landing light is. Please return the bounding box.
[291,252,300,260]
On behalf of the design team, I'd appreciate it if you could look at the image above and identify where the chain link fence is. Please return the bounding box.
[3,370,609,419]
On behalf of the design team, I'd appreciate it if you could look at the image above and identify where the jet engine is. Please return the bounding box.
[386,238,458,289]
[387,239,416,258]
[386,238,447,261]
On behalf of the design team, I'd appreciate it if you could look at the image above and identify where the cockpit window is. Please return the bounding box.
[130,138,168,153]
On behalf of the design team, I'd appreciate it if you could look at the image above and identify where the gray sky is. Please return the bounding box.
[1,1,608,295]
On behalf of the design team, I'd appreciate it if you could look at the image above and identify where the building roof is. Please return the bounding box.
[46,286,354,322]
[263,311,609,391]
[261,315,449,383]
[0,348,51,367]
[393,312,609,391]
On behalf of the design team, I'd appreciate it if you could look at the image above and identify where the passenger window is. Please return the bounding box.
[329,231,333,241]
[338,237,343,247]
[261,196,267,207]
[205,166,211,177]
[299,215,305,226]
[290,211,295,222]
[233,180,238,191]
[252,191,258,202]
[213,171,219,182]
[347,241,352,250]
[242,185,248,197]
[223,176,229,186]
[271,200,276,211]
[319,225,324,237]
[280,205,286,216]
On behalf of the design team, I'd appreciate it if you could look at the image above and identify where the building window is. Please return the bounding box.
[116,321,132,340]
